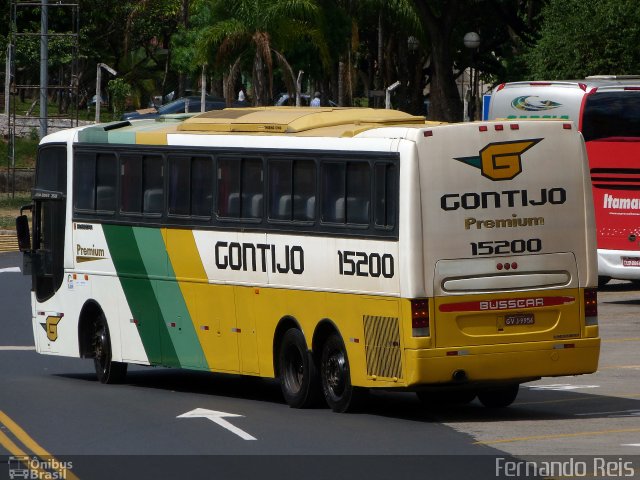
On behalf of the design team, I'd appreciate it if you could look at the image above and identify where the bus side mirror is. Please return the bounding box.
[16,215,31,252]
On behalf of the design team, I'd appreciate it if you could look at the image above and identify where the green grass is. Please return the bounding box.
[0,137,39,169]
[12,97,118,123]
[0,193,32,230]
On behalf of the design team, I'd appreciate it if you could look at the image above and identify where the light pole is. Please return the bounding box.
[95,63,117,123]
[463,32,480,121]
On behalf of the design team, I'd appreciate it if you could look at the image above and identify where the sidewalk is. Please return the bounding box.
[0,232,18,252]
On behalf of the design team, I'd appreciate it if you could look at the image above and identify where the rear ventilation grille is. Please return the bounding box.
[591,168,640,190]
[363,315,402,379]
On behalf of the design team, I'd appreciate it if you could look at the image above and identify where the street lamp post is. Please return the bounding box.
[463,32,480,121]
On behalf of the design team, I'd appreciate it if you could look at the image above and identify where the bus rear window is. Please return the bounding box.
[582,91,640,142]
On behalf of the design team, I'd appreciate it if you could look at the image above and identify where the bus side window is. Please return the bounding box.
[120,154,163,215]
[191,157,213,217]
[321,162,345,223]
[95,153,117,212]
[217,157,262,220]
[120,155,143,213]
[74,152,117,214]
[374,162,396,229]
[74,152,96,210]
[168,155,213,218]
[269,159,315,222]
[142,155,163,215]
[321,161,370,225]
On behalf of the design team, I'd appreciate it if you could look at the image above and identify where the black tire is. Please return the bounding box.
[416,389,476,407]
[598,276,610,288]
[278,328,321,408]
[320,333,366,413]
[477,384,519,408]
[93,314,127,384]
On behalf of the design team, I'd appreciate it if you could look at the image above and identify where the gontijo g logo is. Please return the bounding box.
[454,139,542,181]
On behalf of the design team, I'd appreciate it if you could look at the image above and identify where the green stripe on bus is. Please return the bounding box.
[102,224,178,366]
[133,227,208,370]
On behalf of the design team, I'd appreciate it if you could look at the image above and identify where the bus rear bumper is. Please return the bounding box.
[402,338,600,388]
[598,249,640,280]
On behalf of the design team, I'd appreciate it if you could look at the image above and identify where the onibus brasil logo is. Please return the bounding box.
[454,139,542,181]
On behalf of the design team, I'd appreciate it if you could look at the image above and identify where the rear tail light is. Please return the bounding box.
[584,288,598,325]
[496,83,505,92]
[411,299,430,337]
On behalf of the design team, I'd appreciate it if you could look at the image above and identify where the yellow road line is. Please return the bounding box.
[0,430,50,479]
[474,427,640,445]
[0,410,79,480]
[602,338,640,343]
[0,411,52,457]
[599,364,640,370]
[517,392,640,406]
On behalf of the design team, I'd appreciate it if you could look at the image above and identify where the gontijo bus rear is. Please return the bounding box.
[17,108,600,412]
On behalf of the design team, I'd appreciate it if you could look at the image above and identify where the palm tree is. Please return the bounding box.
[190,0,327,105]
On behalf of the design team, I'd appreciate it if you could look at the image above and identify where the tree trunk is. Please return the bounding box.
[412,0,463,122]
[429,33,462,121]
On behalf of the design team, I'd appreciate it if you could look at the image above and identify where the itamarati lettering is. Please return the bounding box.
[441,188,566,211]
[76,244,105,257]
[603,193,640,210]
[215,241,304,274]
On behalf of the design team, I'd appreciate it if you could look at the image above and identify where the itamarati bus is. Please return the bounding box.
[17,107,600,412]
[489,76,640,286]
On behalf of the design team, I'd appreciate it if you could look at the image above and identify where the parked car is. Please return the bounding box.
[122,95,246,120]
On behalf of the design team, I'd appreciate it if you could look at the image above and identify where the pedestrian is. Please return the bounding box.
[310,91,321,107]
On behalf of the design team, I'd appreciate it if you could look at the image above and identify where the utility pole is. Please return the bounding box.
[40,0,48,138]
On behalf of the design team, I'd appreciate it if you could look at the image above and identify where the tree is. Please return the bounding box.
[410,1,463,121]
[527,0,640,79]
[179,0,326,106]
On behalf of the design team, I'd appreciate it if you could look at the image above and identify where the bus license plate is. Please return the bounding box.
[504,313,535,326]
[623,257,640,267]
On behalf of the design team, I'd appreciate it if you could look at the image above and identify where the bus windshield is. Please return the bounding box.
[582,91,640,142]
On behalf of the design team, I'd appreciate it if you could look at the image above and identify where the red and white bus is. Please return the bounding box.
[490,76,640,285]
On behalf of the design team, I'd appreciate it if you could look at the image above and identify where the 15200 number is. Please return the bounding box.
[470,238,542,256]
[338,250,395,278]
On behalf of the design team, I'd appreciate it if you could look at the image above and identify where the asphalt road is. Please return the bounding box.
[0,250,639,479]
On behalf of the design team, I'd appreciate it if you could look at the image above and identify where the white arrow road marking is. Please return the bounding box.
[527,384,599,391]
[0,267,20,273]
[576,409,640,418]
[177,408,257,441]
[621,444,640,447]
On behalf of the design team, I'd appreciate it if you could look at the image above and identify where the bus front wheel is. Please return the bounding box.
[278,328,321,408]
[93,314,127,384]
[320,333,366,413]
[477,384,519,408]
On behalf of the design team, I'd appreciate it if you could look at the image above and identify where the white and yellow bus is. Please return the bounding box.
[17,107,600,412]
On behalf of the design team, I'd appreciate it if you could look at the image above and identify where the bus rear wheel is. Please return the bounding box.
[477,384,519,408]
[93,314,127,384]
[320,333,366,413]
[278,328,321,408]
